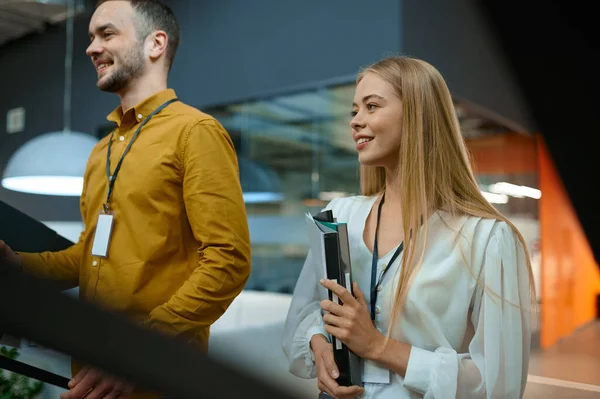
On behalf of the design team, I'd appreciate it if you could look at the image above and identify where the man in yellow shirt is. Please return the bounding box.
[0,0,251,397]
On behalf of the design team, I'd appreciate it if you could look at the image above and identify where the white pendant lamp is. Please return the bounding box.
[1,0,98,197]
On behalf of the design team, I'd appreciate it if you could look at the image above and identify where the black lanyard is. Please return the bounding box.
[370,193,404,320]
[104,98,178,212]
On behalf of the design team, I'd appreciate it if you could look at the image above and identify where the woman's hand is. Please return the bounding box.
[311,334,364,399]
[319,279,385,360]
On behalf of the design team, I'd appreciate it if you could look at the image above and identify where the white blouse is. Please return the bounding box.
[282,195,532,398]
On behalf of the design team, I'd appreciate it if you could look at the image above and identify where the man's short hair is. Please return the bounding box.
[96,0,180,70]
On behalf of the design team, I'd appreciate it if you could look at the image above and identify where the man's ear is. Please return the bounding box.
[148,30,168,62]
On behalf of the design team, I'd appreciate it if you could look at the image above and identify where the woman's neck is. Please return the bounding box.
[383,170,436,222]
[382,173,403,218]
[384,171,401,202]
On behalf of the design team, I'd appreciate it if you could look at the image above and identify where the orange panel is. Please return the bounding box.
[538,134,600,348]
[466,133,537,175]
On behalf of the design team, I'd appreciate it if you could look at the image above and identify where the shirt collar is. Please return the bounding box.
[106,88,178,127]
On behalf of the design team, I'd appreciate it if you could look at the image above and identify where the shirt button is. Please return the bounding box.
[92,260,98,267]
[381,263,387,269]
[119,135,125,141]
[375,306,381,314]
[137,113,143,120]
[377,284,383,292]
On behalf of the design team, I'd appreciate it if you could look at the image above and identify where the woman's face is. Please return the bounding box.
[350,72,403,170]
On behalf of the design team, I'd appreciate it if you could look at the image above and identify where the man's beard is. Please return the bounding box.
[98,42,145,93]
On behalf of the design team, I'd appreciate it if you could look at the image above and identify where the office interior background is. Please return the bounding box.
[0,1,598,398]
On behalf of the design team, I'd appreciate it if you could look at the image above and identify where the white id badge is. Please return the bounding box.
[362,359,391,384]
[91,212,114,258]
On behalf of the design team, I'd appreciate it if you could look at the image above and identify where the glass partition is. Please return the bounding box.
[202,84,541,303]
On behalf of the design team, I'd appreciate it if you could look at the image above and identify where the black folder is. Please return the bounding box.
[0,199,75,382]
[306,210,362,387]
[0,200,73,253]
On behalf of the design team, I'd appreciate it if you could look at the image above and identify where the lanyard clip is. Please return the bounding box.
[103,203,110,214]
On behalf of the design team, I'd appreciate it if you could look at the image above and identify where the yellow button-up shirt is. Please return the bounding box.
[19,88,251,358]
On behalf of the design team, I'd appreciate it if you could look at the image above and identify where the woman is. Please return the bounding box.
[282,56,535,399]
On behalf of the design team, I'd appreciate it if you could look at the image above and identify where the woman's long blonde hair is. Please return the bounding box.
[358,56,536,334]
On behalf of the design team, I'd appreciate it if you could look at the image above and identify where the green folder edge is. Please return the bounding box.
[315,220,347,231]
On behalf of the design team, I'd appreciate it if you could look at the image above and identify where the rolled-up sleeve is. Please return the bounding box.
[145,119,251,338]
[403,223,532,398]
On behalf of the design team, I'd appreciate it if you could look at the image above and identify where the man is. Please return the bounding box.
[0,0,251,397]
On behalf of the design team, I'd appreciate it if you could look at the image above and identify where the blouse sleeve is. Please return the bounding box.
[403,222,533,398]
[281,198,340,379]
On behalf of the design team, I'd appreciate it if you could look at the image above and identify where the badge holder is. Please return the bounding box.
[91,203,114,258]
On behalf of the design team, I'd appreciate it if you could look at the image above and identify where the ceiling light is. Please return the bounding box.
[488,182,542,199]
[243,192,284,204]
[481,191,509,204]
[1,0,98,197]
[1,131,98,196]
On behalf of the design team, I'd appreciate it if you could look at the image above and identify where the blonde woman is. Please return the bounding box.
[282,56,534,399]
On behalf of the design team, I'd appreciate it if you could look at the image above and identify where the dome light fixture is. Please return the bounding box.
[1,0,97,197]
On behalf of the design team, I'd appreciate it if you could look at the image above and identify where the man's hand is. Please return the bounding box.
[311,334,363,399]
[60,366,134,399]
[0,240,21,269]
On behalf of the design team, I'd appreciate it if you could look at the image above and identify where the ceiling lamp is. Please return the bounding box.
[1,0,97,197]
[488,182,542,199]
[481,190,509,204]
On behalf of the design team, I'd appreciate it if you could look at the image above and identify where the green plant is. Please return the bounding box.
[0,346,43,399]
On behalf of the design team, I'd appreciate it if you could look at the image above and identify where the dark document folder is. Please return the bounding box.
[0,200,74,346]
[0,200,73,253]
[305,210,362,387]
